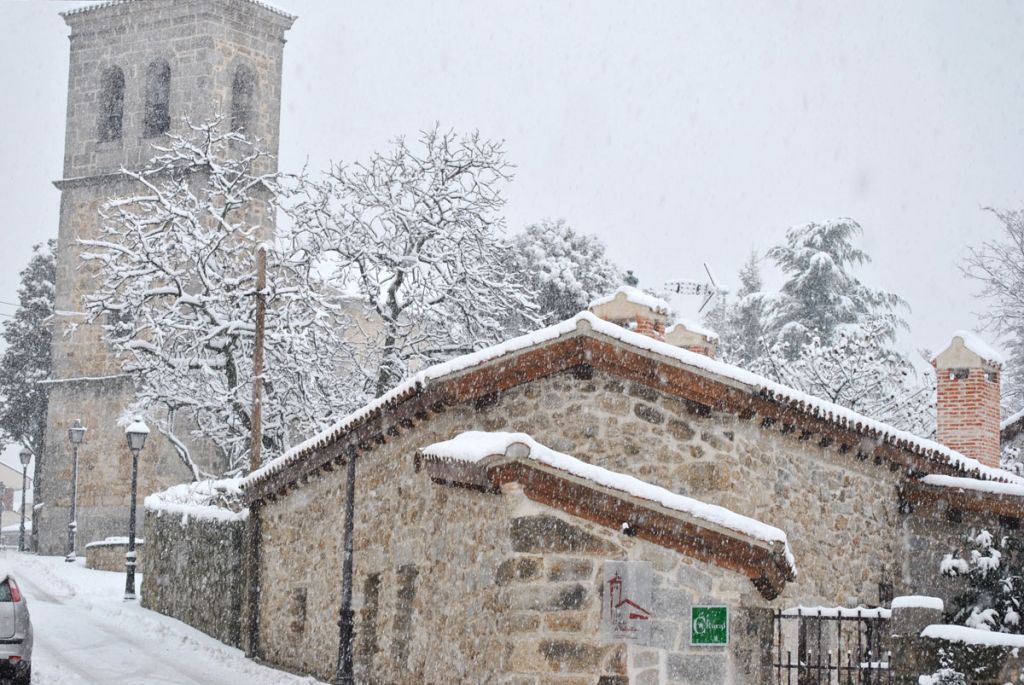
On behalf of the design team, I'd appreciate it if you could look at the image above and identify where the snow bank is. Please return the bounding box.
[245,311,1023,493]
[781,605,891,619]
[921,624,1024,648]
[421,430,796,573]
[145,478,248,524]
[588,286,671,314]
[892,595,944,612]
[920,474,1024,498]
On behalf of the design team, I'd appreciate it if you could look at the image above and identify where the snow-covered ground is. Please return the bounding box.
[1,551,326,685]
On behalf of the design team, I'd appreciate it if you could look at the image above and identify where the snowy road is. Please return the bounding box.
[3,552,325,685]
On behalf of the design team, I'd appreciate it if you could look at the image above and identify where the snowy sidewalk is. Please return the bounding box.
[2,552,326,685]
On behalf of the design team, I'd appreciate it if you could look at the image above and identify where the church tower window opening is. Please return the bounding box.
[143,59,171,138]
[98,66,125,142]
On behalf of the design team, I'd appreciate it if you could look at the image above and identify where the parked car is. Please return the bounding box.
[0,570,31,684]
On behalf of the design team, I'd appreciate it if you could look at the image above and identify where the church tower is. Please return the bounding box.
[37,0,294,555]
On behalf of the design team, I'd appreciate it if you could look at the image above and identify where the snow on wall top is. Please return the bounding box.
[919,474,1024,498]
[420,430,795,572]
[921,624,1024,648]
[931,330,1005,367]
[667,318,719,342]
[242,311,1024,493]
[145,478,249,523]
[588,286,670,315]
[891,595,944,611]
[61,0,296,21]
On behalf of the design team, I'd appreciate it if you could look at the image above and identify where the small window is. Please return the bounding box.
[231,65,256,133]
[949,368,970,381]
[0,581,12,603]
[98,66,125,142]
[143,60,171,137]
[985,370,999,383]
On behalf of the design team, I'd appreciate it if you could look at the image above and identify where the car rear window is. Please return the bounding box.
[0,581,13,602]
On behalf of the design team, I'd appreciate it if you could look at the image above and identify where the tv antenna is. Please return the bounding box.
[665,263,722,313]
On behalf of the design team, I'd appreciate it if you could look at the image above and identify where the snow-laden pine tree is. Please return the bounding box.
[766,218,907,355]
[941,529,1024,634]
[962,207,1024,410]
[81,121,353,475]
[507,219,623,326]
[0,240,55,458]
[287,126,540,398]
[703,251,769,368]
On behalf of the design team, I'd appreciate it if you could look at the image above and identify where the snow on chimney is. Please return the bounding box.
[665,320,719,359]
[931,331,1004,469]
[588,286,669,341]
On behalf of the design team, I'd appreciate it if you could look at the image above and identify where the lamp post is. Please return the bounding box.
[66,419,86,562]
[18,448,31,553]
[123,417,149,601]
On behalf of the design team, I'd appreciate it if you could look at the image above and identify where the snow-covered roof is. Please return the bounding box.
[919,474,1024,498]
[421,431,793,556]
[931,330,1005,367]
[588,286,670,315]
[61,0,296,21]
[666,318,719,342]
[243,311,1024,493]
[145,478,248,524]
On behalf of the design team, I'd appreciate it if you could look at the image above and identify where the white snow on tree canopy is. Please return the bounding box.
[420,430,795,573]
[243,311,1024,492]
[588,285,670,315]
[145,478,248,524]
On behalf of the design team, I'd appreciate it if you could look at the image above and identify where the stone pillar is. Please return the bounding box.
[890,597,944,684]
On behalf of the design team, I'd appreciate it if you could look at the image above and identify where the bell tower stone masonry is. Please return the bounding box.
[37,0,294,555]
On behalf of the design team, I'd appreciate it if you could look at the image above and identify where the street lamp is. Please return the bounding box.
[18,447,31,553]
[66,419,87,562]
[123,417,149,601]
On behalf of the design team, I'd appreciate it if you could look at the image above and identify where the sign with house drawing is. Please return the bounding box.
[601,561,653,644]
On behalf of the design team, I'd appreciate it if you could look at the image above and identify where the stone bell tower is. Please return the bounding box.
[36,0,294,555]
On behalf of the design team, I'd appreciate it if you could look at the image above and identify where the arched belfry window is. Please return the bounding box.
[231,65,256,133]
[143,59,171,138]
[98,66,125,142]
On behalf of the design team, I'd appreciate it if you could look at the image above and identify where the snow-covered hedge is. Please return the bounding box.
[144,478,248,525]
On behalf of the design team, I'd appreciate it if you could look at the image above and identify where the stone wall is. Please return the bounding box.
[141,506,246,648]
[85,539,143,572]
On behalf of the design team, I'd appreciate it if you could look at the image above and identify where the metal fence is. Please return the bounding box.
[774,606,894,684]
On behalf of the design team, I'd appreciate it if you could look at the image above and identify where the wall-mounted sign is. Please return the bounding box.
[691,605,729,645]
[601,561,653,644]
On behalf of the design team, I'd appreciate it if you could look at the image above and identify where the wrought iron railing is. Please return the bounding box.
[774,606,894,684]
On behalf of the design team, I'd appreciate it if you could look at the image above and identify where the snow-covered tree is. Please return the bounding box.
[703,251,769,368]
[81,120,353,475]
[765,218,907,356]
[287,125,539,398]
[0,240,55,459]
[962,207,1024,409]
[506,219,623,326]
[941,528,1024,634]
[751,319,936,435]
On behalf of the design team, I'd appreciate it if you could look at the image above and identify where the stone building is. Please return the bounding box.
[37,0,294,555]
[240,289,1024,684]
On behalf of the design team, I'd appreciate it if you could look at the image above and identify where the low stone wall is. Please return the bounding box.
[141,506,246,648]
[85,537,144,572]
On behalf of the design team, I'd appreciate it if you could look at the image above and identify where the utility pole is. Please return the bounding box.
[245,245,267,658]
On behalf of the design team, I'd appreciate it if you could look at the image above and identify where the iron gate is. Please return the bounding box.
[773,607,893,684]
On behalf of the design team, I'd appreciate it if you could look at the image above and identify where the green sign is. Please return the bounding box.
[691,605,729,645]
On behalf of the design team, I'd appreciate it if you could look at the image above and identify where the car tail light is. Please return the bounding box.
[8,656,19,663]
[7,580,21,603]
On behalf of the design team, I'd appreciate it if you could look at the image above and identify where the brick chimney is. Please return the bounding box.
[588,286,669,341]
[665,321,719,359]
[931,331,1003,469]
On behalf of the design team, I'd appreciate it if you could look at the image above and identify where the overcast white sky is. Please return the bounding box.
[1,0,1022,358]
